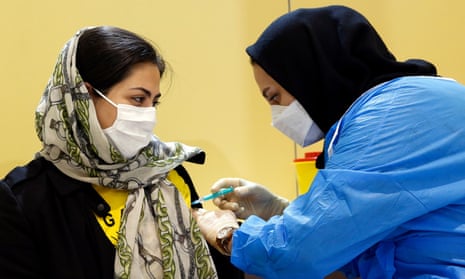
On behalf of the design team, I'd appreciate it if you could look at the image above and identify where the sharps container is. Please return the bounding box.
[293,152,321,195]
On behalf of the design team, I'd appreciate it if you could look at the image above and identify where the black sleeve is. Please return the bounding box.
[174,164,245,279]
[0,180,41,279]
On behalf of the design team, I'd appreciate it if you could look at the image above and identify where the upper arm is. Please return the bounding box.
[168,165,201,208]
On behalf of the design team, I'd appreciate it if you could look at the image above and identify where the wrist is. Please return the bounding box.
[216,226,236,256]
[276,196,289,213]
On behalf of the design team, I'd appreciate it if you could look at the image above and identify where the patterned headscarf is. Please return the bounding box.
[35,27,217,279]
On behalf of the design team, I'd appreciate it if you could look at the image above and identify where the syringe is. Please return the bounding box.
[191,186,234,205]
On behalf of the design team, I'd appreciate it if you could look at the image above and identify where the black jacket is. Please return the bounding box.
[0,157,243,279]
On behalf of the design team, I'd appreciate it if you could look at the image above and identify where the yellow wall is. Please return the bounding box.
[1,1,465,209]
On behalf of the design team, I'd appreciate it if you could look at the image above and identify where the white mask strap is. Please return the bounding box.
[327,120,341,157]
[94,88,117,108]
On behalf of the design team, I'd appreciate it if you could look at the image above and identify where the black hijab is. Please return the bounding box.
[246,5,437,135]
[246,5,437,168]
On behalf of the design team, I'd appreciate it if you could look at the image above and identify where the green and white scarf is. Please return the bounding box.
[35,27,217,279]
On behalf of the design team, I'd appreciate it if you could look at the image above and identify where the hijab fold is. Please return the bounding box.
[35,27,217,279]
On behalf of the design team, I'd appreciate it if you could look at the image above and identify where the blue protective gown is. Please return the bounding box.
[231,76,465,279]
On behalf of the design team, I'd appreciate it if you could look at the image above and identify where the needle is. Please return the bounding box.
[191,186,234,205]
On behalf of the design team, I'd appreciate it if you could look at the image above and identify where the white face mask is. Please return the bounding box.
[94,89,156,159]
[271,100,324,147]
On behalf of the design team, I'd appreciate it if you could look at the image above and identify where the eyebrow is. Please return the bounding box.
[132,87,161,98]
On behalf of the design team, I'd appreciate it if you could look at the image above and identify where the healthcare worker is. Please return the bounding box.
[193,5,465,279]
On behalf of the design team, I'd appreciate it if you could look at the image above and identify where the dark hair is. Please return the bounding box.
[76,26,165,92]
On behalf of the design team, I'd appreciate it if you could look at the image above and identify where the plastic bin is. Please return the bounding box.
[293,152,321,195]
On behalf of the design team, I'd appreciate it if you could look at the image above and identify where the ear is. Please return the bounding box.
[84,82,94,94]
[85,82,99,104]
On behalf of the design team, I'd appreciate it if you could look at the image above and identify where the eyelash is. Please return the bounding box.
[132,96,145,103]
[132,96,160,107]
[268,93,279,104]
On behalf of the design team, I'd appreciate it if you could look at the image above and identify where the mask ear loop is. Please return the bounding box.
[327,120,341,158]
[94,88,118,108]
